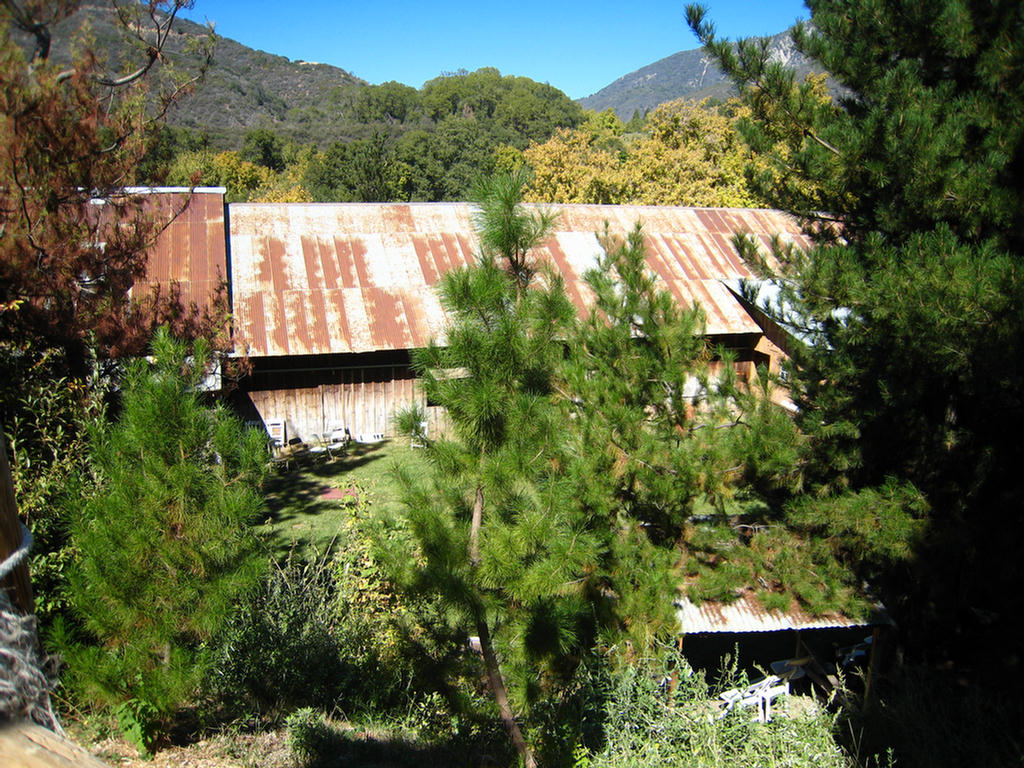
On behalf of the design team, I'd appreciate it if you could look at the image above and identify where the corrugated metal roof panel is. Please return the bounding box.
[134,190,227,315]
[677,592,890,634]
[228,202,807,358]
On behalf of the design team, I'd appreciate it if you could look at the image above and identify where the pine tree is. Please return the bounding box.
[59,328,267,723]
[387,171,577,767]
[688,1,1024,665]
[385,172,855,763]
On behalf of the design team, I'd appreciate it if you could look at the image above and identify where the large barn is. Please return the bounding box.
[138,189,810,442]
[225,201,809,442]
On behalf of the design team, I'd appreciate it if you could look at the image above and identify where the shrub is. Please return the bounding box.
[209,481,451,720]
[285,707,335,766]
[540,645,850,768]
[207,551,349,717]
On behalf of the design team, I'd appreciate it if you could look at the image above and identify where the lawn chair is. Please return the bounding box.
[266,419,287,449]
[327,427,350,454]
[266,420,293,471]
[307,433,332,461]
[719,674,789,723]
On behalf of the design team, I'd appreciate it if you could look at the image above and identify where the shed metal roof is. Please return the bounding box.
[677,592,890,634]
[228,202,812,358]
[132,189,228,312]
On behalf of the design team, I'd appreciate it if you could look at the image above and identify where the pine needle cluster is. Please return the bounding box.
[382,171,878,763]
[688,0,1024,664]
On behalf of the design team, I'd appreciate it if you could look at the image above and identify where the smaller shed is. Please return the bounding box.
[677,592,891,694]
[130,186,229,316]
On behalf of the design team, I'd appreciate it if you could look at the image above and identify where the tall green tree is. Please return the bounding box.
[387,171,576,768]
[688,1,1024,664]
[240,128,286,172]
[385,172,854,764]
[58,329,267,726]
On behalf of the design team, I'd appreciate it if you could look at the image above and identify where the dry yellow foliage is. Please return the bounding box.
[524,100,770,208]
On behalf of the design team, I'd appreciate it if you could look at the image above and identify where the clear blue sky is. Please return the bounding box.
[181,1,808,100]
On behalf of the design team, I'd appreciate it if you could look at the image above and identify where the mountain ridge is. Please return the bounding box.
[39,6,816,147]
[45,3,366,147]
[579,30,817,118]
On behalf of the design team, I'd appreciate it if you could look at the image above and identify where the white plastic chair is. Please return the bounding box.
[718,674,789,722]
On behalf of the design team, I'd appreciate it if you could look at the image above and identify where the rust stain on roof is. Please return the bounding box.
[228,202,807,357]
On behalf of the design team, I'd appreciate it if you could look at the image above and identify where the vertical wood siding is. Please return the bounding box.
[246,371,448,443]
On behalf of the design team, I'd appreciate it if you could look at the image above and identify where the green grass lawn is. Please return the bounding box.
[260,439,430,557]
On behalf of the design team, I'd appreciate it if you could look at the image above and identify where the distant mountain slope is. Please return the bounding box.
[579,30,816,118]
[47,3,366,147]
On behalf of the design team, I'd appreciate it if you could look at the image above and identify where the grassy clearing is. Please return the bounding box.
[260,439,429,557]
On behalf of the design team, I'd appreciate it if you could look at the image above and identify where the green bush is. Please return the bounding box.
[113,698,160,757]
[207,551,349,717]
[1,342,105,624]
[542,646,851,768]
[285,707,334,767]
[209,482,454,721]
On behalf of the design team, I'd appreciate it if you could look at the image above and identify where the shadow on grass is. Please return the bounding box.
[260,441,395,557]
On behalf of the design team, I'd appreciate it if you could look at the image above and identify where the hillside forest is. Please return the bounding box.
[145,72,783,209]
[3,1,1024,768]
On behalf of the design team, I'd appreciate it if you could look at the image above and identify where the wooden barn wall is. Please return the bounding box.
[232,334,781,445]
[236,355,449,443]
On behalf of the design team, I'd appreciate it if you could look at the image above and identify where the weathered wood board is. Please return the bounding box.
[0,722,109,768]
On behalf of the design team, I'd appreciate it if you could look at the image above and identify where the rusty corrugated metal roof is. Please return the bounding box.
[132,189,227,313]
[228,202,810,358]
[677,592,890,634]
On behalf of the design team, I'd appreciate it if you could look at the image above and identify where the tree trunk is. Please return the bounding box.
[468,483,536,766]
[469,484,484,566]
[475,610,536,768]
[0,430,33,615]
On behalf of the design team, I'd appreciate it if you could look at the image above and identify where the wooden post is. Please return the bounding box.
[863,626,881,705]
[0,429,34,615]
[1,721,112,766]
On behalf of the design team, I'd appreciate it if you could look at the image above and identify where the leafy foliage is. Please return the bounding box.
[162,67,586,203]
[0,344,106,622]
[285,707,335,767]
[582,647,848,768]
[523,99,768,207]
[208,552,349,718]
[0,0,217,368]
